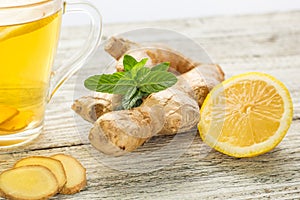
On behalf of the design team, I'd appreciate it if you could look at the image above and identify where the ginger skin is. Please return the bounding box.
[73,37,225,156]
[72,93,121,123]
[89,105,165,156]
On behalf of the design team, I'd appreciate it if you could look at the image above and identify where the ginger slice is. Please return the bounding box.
[51,154,87,194]
[0,165,59,200]
[0,105,19,125]
[14,156,67,192]
[0,110,33,131]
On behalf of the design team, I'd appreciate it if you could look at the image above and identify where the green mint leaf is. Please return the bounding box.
[123,85,137,100]
[139,71,178,94]
[151,62,170,71]
[136,67,151,84]
[97,72,125,93]
[121,87,137,109]
[84,54,177,110]
[123,55,138,71]
[84,75,102,91]
[131,62,151,80]
[123,55,148,72]
[135,58,148,68]
[128,58,149,79]
[84,72,125,93]
[122,90,145,110]
[113,76,137,95]
[111,71,125,79]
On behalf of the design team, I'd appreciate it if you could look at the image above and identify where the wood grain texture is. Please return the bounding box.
[1,11,300,199]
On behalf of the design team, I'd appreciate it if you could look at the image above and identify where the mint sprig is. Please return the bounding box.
[84,55,177,109]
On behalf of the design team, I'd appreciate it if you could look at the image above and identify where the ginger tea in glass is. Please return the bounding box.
[0,0,102,148]
[0,11,62,140]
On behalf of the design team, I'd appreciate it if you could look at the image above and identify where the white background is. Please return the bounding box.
[64,0,300,25]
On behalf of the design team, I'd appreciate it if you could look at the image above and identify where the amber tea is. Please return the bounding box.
[0,0,102,148]
[0,11,62,144]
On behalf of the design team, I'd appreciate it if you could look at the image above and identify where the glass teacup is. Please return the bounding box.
[0,0,102,148]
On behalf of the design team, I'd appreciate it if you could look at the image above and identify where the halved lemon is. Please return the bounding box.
[198,72,293,157]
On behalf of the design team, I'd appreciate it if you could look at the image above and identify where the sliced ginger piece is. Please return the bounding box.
[0,110,33,132]
[14,156,67,192]
[0,105,19,125]
[0,165,59,200]
[51,154,87,194]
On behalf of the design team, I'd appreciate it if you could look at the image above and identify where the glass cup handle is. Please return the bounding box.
[49,0,102,100]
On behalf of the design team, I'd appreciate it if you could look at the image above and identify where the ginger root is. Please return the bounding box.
[73,37,223,122]
[72,37,225,156]
[72,93,122,123]
[89,104,165,156]
[180,64,224,106]
[0,166,59,200]
[72,37,199,122]
[104,37,198,73]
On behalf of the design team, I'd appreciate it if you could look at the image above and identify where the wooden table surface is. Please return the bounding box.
[1,11,300,199]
